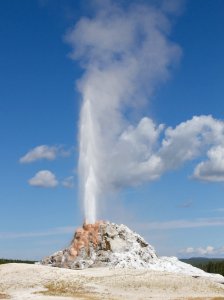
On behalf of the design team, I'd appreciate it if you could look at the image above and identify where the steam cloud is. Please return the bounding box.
[66,1,224,223]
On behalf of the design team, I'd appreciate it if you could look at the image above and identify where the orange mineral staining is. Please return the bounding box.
[69,220,104,258]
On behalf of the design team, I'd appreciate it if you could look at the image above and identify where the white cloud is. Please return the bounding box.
[105,115,224,187]
[179,245,224,256]
[28,170,58,188]
[159,115,224,171]
[183,247,194,254]
[62,176,75,188]
[193,146,224,182]
[20,145,72,163]
[20,145,58,163]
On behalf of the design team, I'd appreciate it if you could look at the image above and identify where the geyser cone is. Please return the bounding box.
[40,221,224,281]
[40,221,157,269]
[69,220,104,258]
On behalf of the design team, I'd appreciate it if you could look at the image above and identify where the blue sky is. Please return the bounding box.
[1,0,224,260]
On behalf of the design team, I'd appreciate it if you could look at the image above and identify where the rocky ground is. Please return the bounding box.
[0,263,224,299]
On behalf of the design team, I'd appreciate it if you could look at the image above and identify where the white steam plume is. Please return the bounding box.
[66,1,181,223]
[66,1,224,224]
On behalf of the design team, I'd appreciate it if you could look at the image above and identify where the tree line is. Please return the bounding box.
[0,258,35,264]
[195,261,224,276]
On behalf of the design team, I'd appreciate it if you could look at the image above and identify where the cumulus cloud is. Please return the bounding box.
[179,245,224,256]
[20,145,58,163]
[105,115,224,187]
[28,170,58,188]
[159,115,224,171]
[20,145,71,163]
[193,146,224,182]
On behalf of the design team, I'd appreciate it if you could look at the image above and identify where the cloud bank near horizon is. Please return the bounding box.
[179,245,224,257]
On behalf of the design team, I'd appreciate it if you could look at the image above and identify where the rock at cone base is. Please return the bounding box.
[40,221,157,270]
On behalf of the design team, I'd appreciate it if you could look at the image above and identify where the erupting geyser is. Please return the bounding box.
[79,98,99,224]
[40,2,224,283]
[73,1,181,224]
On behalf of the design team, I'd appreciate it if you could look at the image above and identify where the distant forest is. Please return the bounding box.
[0,258,36,264]
[181,258,224,276]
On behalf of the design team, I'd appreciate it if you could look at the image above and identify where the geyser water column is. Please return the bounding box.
[67,1,182,225]
[79,97,99,224]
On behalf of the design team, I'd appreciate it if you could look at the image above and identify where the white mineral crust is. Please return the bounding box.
[40,222,224,282]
